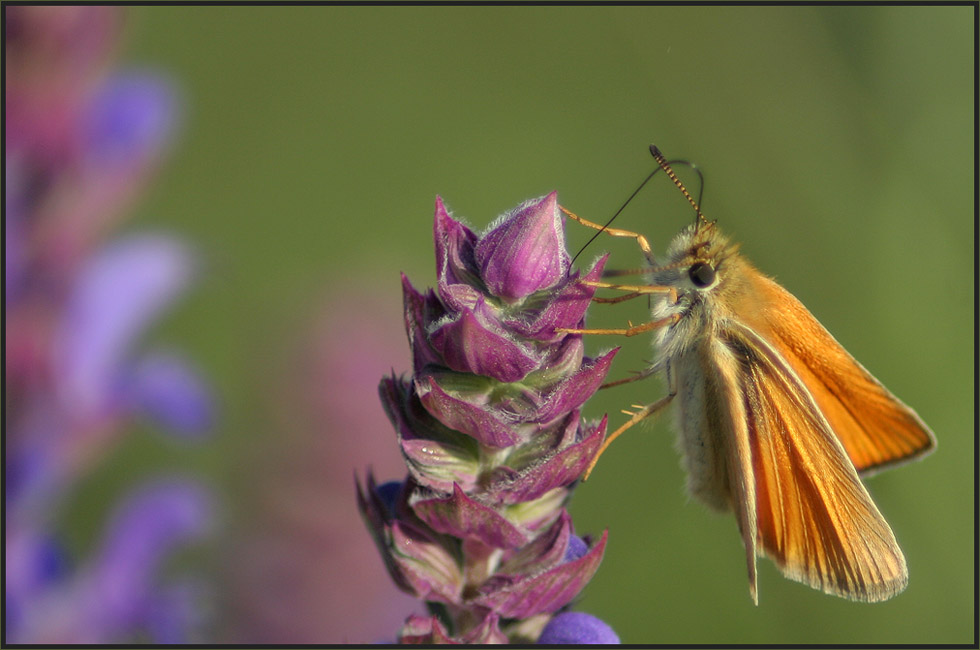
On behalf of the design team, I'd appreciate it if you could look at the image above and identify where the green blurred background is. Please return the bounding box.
[71,5,972,644]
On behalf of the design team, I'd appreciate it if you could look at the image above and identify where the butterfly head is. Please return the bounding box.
[649,219,741,299]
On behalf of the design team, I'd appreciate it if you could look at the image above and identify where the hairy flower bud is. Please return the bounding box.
[358,194,618,643]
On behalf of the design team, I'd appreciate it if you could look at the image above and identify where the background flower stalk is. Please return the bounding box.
[5,7,214,642]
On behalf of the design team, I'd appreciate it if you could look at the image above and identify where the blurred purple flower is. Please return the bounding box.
[125,350,213,436]
[4,6,121,166]
[357,194,618,642]
[225,289,419,643]
[6,481,211,644]
[5,5,214,643]
[83,71,179,169]
[54,234,196,422]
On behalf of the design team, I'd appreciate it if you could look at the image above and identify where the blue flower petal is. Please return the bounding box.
[375,480,404,515]
[564,535,588,563]
[538,611,620,644]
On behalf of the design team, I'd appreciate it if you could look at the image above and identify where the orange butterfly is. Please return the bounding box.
[560,146,936,603]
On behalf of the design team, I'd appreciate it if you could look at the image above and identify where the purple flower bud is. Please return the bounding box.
[463,612,509,644]
[433,197,482,312]
[399,612,509,644]
[389,519,463,604]
[534,348,618,423]
[496,509,574,577]
[475,530,608,618]
[415,374,525,448]
[378,377,481,493]
[356,473,417,597]
[475,192,570,301]
[399,614,454,644]
[401,275,447,374]
[429,298,540,382]
[486,416,606,505]
[504,254,608,342]
[412,484,528,548]
[538,611,620,644]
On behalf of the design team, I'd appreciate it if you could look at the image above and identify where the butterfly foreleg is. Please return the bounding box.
[583,366,677,481]
[560,205,657,265]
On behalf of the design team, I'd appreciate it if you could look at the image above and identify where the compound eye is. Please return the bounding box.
[688,262,716,288]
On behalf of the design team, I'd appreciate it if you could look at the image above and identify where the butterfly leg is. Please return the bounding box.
[557,311,679,337]
[560,206,657,265]
[592,291,646,304]
[584,370,677,481]
[601,364,658,389]
[572,279,678,313]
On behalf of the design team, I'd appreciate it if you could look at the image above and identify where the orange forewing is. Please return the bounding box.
[742,270,936,474]
[722,324,908,602]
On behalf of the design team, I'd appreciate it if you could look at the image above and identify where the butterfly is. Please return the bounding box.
[559,145,936,603]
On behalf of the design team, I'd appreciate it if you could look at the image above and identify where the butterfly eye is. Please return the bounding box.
[688,262,716,288]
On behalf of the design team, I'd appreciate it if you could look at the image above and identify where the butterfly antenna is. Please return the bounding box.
[570,165,661,265]
[649,145,708,228]
[570,145,709,264]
